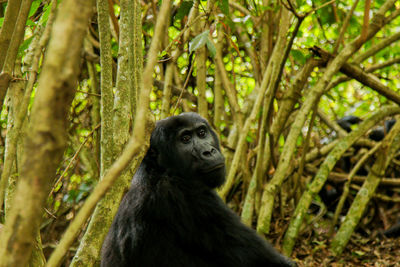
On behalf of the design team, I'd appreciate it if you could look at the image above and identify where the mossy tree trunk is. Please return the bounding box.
[0,0,33,209]
[46,0,171,264]
[69,0,171,266]
[0,0,22,69]
[0,0,94,265]
[70,0,142,265]
[0,0,32,114]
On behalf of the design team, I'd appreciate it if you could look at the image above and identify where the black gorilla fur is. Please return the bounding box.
[101,113,295,267]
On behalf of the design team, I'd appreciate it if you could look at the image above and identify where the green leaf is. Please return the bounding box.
[176,0,193,21]
[39,2,52,25]
[26,19,35,26]
[206,37,216,57]
[291,49,305,64]
[219,0,229,16]
[225,17,236,32]
[29,0,41,17]
[189,30,209,54]
[18,36,33,58]
[352,250,366,257]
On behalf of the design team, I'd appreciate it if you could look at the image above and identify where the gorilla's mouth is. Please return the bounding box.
[201,163,225,173]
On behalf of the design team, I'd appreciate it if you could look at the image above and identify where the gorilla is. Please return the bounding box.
[335,116,400,237]
[384,221,400,238]
[337,115,363,133]
[368,118,396,141]
[101,113,295,267]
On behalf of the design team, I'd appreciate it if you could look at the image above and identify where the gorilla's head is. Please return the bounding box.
[145,113,225,188]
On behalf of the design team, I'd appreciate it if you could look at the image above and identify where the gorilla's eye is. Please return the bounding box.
[198,128,206,138]
[181,134,191,143]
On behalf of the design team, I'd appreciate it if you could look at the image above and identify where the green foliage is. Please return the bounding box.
[175,0,193,21]
[189,30,216,57]
[189,30,210,54]
[315,2,336,26]
[62,174,93,204]
[246,132,255,143]
[28,0,41,17]
[18,36,33,58]
[39,2,52,24]
[206,38,216,57]
[291,49,306,65]
[218,0,229,16]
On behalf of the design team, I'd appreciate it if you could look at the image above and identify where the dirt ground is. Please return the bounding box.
[289,226,400,266]
[293,237,400,266]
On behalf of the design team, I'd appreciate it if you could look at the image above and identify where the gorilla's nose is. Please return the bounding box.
[201,148,216,158]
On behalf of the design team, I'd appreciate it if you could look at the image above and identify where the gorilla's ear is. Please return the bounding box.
[144,125,166,169]
[143,146,162,172]
[150,125,165,148]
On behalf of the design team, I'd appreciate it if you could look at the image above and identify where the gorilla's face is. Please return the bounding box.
[173,120,225,187]
[149,113,225,188]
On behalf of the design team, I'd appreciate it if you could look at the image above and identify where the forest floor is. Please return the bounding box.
[294,236,400,266]
[286,213,400,267]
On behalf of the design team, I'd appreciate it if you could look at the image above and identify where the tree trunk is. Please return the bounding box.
[0,0,94,265]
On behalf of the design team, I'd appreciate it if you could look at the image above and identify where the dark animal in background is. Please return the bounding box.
[334,116,364,174]
[368,118,396,141]
[384,221,400,238]
[336,116,396,141]
[335,116,397,172]
[374,119,400,238]
[336,115,397,142]
[336,115,363,133]
[322,116,389,204]
[319,116,363,208]
[336,116,400,237]
[101,113,295,267]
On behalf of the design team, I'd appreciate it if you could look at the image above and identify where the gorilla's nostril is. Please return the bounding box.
[203,147,218,157]
[202,151,212,157]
